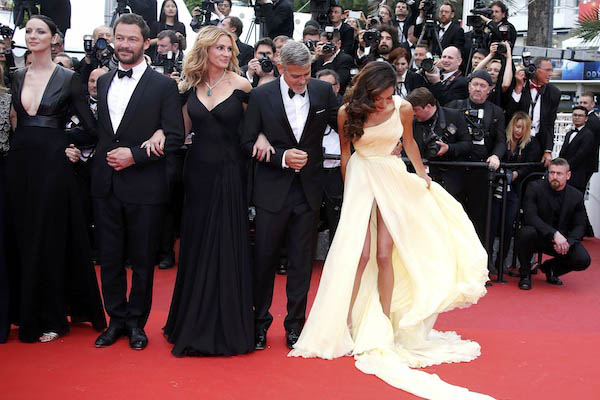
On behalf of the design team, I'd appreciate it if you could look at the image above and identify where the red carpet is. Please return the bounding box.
[1,239,599,399]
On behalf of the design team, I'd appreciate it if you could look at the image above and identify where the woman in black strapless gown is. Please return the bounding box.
[6,16,106,343]
[164,27,257,356]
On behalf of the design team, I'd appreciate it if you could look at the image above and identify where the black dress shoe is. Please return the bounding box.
[128,328,148,350]
[540,261,563,285]
[158,254,175,270]
[255,332,267,350]
[518,276,532,290]
[95,325,125,348]
[286,329,300,349]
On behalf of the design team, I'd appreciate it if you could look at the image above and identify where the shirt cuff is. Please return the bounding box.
[282,149,289,168]
[416,16,423,25]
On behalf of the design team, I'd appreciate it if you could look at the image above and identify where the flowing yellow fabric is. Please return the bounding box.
[289,97,494,400]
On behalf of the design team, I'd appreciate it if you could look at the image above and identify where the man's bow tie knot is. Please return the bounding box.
[529,82,541,90]
[117,69,133,79]
[288,88,306,98]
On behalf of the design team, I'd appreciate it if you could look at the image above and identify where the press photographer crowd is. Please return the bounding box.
[0,0,597,355]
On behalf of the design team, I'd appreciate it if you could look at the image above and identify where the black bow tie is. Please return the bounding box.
[288,88,306,98]
[117,69,133,79]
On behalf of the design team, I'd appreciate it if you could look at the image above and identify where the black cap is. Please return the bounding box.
[469,70,493,86]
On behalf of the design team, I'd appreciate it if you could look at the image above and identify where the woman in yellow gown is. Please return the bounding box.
[289,62,494,399]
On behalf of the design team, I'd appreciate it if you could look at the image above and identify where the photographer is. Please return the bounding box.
[257,0,294,40]
[407,87,472,198]
[412,43,429,69]
[153,30,183,80]
[311,29,355,95]
[78,26,118,89]
[328,5,354,55]
[506,56,560,167]
[446,70,506,241]
[415,1,465,55]
[474,41,513,106]
[388,47,425,98]
[149,0,187,60]
[243,37,279,87]
[222,16,254,68]
[486,1,517,49]
[394,0,418,44]
[422,46,468,105]
[356,24,399,68]
[0,33,15,86]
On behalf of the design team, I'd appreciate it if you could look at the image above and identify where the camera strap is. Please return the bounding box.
[529,87,542,120]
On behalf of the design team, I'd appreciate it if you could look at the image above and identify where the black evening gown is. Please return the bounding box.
[6,66,106,342]
[164,88,254,356]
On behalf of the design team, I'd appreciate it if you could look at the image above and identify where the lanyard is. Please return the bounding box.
[529,89,541,120]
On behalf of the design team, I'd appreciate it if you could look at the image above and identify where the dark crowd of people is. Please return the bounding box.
[0,0,596,358]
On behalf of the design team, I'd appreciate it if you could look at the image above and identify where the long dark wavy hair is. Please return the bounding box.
[343,61,397,140]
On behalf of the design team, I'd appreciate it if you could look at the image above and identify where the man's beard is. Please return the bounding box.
[378,45,391,55]
[550,180,561,190]
[116,46,144,65]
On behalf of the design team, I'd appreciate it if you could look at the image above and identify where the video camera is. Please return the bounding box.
[421,0,436,20]
[154,51,182,75]
[83,35,114,69]
[199,0,225,26]
[466,0,492,28]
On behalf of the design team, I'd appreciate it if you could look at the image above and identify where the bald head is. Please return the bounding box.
[88,67,108,98]
[441,46,461,73]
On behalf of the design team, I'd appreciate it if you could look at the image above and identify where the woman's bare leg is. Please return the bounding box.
[348,224,371,327]
[376,209,394,318]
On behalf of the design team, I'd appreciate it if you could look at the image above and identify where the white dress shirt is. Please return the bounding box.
[107,60,148,134]
[323,125,340,168]
[438,22,451,40]
[280,77,310,168]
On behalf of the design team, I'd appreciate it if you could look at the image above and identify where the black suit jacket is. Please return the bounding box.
[585,112,600,173]
[242,78,339,212]
[413,106,472,161]
[506,82,561,152]
[428,74,468,106]
[312,51,355,95]
[92,67,185,205]
[559,127,595,191]
[523,179,586,244]
[405,70,426,93]
[264,0,294,39]
[236,39,254,68]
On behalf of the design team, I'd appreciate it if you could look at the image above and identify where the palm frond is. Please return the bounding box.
[574,5,600,43]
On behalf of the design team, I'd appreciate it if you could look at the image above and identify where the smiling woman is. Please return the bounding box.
[6,15,106,344]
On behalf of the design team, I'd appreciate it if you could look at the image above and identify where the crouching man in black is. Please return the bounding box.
[406,87,471,198]
[516,158,591,290]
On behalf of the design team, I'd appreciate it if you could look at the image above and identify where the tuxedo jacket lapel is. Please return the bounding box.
[270,78,297,144]
[115,68,152,138]
[299,80,317,143]
[99,69,117,136]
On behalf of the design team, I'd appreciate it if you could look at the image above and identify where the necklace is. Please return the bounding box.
[204,70,227,96]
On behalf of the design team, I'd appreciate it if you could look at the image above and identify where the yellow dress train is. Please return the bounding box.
[289,97,494,400]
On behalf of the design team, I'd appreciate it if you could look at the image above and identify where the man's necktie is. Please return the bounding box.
[117,69,133,79]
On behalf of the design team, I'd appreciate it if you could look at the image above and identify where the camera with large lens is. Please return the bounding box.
[422,126,444,159]
[363,29,381,47]
[463,108,487,141]
[467,0,492,29]
[83,35,115,68]
[522,52,537,80]
[258,52,274,73]
[0,24,14,38]
[154,51,182,75]
[420,55,436,74]
[367,15,381,27]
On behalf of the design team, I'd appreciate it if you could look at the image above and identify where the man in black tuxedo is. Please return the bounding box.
[222,16,254,68]
[92,14,184,350]
[506,57,561,167]
[311,30,355,95]
[578,92,600,183]
[242,40,338,350]
[259,0,294,39]
[559,106,595,193]
[516,158,591,290]
[414,1,465,55]
[423,46,468,105]
[394,0,418,44]
[328,4,355,55]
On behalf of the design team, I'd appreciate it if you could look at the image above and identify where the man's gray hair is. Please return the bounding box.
[279,40,311,67]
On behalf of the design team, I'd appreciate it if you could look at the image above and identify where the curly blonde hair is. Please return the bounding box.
[179,26,240,93]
